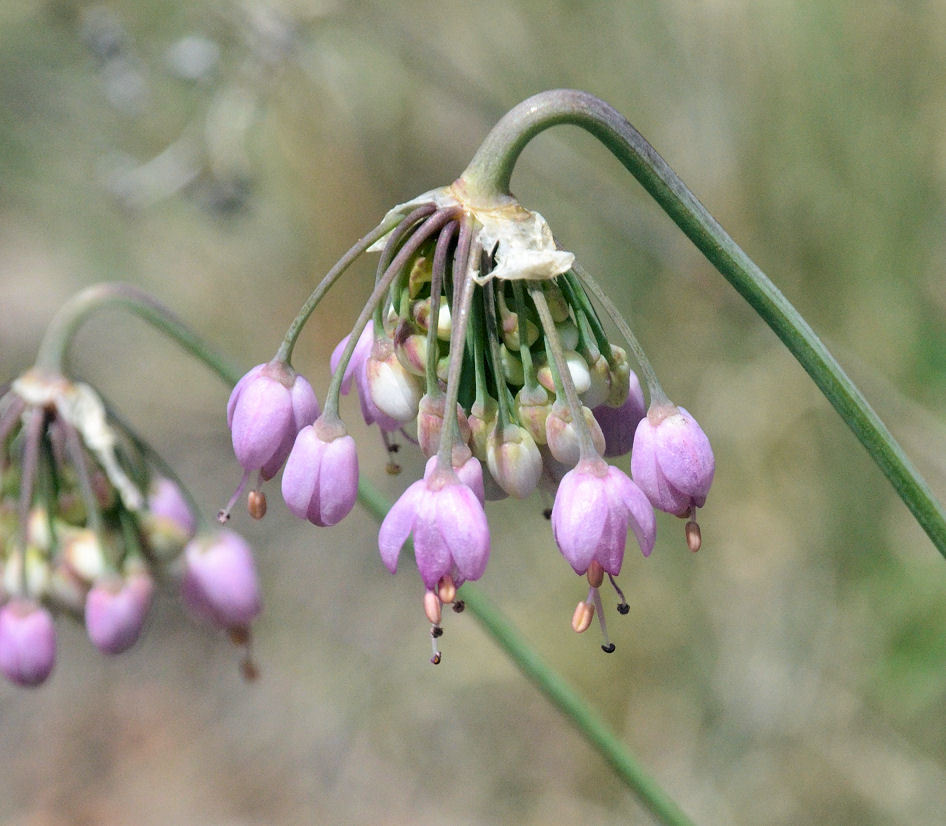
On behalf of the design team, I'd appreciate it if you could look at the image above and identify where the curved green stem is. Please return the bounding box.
[354,475,693,825]
[35,282,241,386]
[461,88,946,558]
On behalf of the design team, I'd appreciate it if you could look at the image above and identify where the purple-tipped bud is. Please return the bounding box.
[85,572,155,654]
[181,531,261,631]
[0,599,56,687]
[485,423,542,499]
[227,361,319,481]
[631,405,715,516]
[378,460,490,589]
[551,458,656,575]
[281,419,359,526]
[593,370,646,458]
[144,477,196,557]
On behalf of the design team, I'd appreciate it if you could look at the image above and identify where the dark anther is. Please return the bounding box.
[616,603,630,615]
[601,643,616,654]
[431,626,444,638]
[389,443,400,454]
[542,507,552,520]
[452,600,465,613]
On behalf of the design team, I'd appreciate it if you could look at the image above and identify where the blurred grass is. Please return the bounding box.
[2,0,946,823]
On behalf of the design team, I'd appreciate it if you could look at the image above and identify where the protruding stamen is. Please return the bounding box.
[437,575,456,604]
[685,514,702,552]
[240,656,260,681]
[591,586,615,653]
[219,469,251,523]
[571,599,594,633]
[381,431,402,475]
[430,631,442,665]
[586,560,604,589]
[608,574,630,615]
[424,589,442,625]
[247,489,267,520]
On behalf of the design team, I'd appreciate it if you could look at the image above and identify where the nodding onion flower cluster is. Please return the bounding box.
[0,369,261,688]
[226,179,715,663]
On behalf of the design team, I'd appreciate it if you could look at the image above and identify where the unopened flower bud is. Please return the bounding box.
[580,353,612,409]
[604,346,631,408]
[536,350,591,396]
[556,319,580,351]
[467,396,498,461]
[227,360,320,481]
[631,405,715,517]
[486,423,542,499]
[499,345,524,386]
[281,419,359,527]
[514,386,552,445]
[544,402,605,467]
[393,322,430,377]
[366,341,423,422]
[143,477,196,557]
[61,528,108,584]
[85,572,155,654]
[181,531,262,631]
[0,599,56,687]
[3,547,51,598]
[416,394,472,458]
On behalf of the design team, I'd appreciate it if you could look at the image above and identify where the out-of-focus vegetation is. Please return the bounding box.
[2,1,946,823]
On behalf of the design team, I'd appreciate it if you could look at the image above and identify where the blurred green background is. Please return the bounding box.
[3,0,946,823]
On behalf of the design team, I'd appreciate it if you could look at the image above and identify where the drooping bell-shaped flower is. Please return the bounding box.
[378,459,490,589]
[227,360,319,481]
[85,571,155,654]
[593,370,646,458]
[630,404,715,517]
[0,599,57,687]
[281,418,359,526]
[551,457,656,575]
[181,531,262,631]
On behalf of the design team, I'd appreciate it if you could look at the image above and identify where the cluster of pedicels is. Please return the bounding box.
[0,362,262,688]
[226,173,715,663]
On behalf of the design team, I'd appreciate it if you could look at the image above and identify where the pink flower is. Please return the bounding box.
[551,458,656,575]
[227,360,319,481]
[181,531,262,631]
[593,371,646,458]
[281,419,359,526]
[378,460,490,589]
[85,572,155,655]
[631,405,714,516]
[0,599,57,687]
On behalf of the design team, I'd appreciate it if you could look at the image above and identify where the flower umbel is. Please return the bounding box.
[232,93,717,658]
